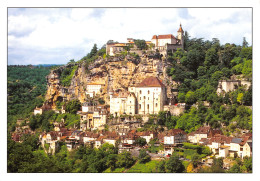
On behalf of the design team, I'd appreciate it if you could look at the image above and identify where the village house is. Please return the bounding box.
[85,83,104,98]
[164,103,186,116]
[129,76,167,115]
[83,131,99,146]
[39,131,59,154]
[137,131,157,144]
[121,130,137,145]
[106,43,127,56]
[188,126,222,144]
[33,104,52,115]
[163,129,187,156]
[207,135,232,156]
[109,90,137,117]
[217,79,251,95]
[103,132,120,147]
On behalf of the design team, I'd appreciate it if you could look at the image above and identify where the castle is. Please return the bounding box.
[106,24,184,57]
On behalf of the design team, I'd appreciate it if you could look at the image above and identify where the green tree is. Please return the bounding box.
[88,44,98,59]
[185,91,196,104]
[135,137,147,147]
[204,47,219,67]
[229,163,241,173]
[165,155,185,173]
[156,160,166,173]
[138,149,151,164]
[134,39,147,50]
[65,99,81,114]
[116,151,135,168]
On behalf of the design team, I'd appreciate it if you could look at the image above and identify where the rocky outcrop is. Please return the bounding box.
[45,55,177,109]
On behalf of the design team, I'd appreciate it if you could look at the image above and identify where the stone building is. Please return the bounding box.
[129,76,167,115]
[151,24,184,56]
[109,91,137,116]
[85,83,104,98]
[217,79,251,95]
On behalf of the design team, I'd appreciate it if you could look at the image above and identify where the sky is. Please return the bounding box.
[8,8,252,65]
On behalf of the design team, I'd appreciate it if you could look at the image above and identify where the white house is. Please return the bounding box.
[129,76,167,115]
[86,83,103,98]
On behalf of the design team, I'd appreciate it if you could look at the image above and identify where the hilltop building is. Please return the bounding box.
[151,24,184,56]
[106,24,184,57]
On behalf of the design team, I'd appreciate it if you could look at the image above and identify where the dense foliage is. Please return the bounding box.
[7,66,51,132]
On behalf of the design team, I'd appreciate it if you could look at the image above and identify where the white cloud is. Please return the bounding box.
[8,8,252,65]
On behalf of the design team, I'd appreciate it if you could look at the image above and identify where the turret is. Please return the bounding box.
[177,23,184,45]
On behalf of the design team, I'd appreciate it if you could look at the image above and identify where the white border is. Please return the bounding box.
[1,0,260,181]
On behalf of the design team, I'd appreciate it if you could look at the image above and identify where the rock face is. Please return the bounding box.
[45,55,177,109]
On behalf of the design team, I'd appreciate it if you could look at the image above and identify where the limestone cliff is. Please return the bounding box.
[45,54,178,109]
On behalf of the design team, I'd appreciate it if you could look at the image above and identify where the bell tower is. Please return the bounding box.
[177,23,184,46]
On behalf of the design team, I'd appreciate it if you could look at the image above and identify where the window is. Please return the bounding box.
[140,90,142,94]
[156,103,158,107]
[148,97,149,100]
[147,104,149,109]
[139,104,141,109]
[140,97,141,100]
[144,96,146,99]
[148,90,150,94]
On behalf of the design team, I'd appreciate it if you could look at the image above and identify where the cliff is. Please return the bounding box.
[45,54,178,109]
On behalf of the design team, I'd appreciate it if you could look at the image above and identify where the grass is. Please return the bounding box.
[126,160,160,173]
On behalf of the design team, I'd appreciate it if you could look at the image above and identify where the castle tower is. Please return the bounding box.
[177,23,184,46]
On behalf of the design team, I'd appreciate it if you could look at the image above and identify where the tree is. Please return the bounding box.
[211,157,225,173]
[242,37,248,48]
[237,93,244,105]
[165,155,185,173]
[116,151,135,168]
[138,149,151,164]
[204,47,219,67]
[135,137,147,147]
[88,44,98,59]
[106,154,118,171]
[156,160,166,173]
[243,156,252,173]
[134,39,147,50]
[229,163,241,173]
[185,91,196,104]
[65,99,81,114]
[177,92,186,102]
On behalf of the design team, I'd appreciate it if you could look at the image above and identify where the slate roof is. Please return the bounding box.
[231,138,242,144]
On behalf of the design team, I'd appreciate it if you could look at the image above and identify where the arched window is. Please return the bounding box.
[155,103,158,107]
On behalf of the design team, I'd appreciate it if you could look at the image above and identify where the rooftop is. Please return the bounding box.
[136,76,165,87]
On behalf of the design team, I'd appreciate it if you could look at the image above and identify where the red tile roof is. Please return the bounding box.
[178,25,184,33]
[152,34,176,39]
[165,129,186,136]
[136,76,165,87]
